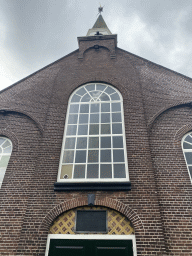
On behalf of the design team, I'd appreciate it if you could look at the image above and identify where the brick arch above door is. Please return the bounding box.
[38,197,145,236]
[49,206,135,235]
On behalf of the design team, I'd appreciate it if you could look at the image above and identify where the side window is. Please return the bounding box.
[57,83,129,183]
[0,137,12,188]
[182,132,192,183]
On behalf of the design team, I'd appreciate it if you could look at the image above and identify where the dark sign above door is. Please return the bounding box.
[75,210,107,233]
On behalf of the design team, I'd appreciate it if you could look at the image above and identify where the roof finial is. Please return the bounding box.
[98,4,104,14]
[86,5,112,36]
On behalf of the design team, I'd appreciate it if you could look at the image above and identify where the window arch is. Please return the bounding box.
[57,83,129,183]
[0,137,12,188]
[182,132,192,183]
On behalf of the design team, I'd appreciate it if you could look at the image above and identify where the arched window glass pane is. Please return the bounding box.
[58,83,129,182]
[0,137,12,188]
[182,133,192,183]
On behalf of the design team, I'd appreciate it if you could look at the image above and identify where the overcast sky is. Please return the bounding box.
[0,0,192,91]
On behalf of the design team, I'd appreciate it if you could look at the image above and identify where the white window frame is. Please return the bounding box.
[45,234,137,256]
[182,132,192,184]
[57,83,129,183]
[0,137,12,188]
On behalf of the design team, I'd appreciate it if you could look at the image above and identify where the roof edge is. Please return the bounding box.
[117,47,192,82]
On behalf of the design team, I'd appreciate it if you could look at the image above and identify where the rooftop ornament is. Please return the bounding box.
[98,4,104,14]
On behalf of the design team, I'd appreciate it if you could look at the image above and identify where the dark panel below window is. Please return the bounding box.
[54,182,131,191]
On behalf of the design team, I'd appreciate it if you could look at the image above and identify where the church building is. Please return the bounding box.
[0,9,192,256]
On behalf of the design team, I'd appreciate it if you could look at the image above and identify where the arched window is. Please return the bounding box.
[0,137,12,188]
[182,132,192,183]
[57,83,129,183]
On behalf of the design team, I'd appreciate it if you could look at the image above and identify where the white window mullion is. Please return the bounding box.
[98,102,101,179]
[85,103,91,179]
[110,101,114,179]
[182,132,192,184]
[0,137,12,189]
[72,103,81,179]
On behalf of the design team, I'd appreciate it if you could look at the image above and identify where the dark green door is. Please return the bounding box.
[48,239,133,256]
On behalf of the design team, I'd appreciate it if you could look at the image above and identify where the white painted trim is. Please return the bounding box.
[0,137,13,189]
[45,234,137,256]
[181,132,192,184]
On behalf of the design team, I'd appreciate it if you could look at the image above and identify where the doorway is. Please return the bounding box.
[46,206,137,255]
[45,235,137,256]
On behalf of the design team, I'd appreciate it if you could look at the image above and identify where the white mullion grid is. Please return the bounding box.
[184,141,192,146]
[188,163,192,180]
[84,87,94,101]
[1,140,11,151]
[2,145,11,152]
[72,103,81,179]
[75,93,82,97]
[79,92,89,102]
[1,139,8,147]
[58,83,129,182]
[89,88,101,102]
[64,125,125,177]
[98,102,101,179]
[0,152,11,156]
[110,101,114,179]
[109,91,117,96]
[95,86,108,101]
[111,100,126,178]
[58,102,78,181]
[85,103,91,179]
[62,102,81,178]
[184,133,192,146]
[80,100,122,104]
[0,139,11,153]
[121,100,129,179]
[107,94,113,179]
[183,133,192,151]
[182,147,192,184]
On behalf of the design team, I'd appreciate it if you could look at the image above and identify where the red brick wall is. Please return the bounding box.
[0,113,41,255]
[150,106,192,256]
[0,37,191,255]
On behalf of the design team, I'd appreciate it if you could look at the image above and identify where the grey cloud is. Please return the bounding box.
[0,0,192,90]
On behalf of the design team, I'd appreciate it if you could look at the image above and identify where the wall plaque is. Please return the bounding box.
[75,210,107,233]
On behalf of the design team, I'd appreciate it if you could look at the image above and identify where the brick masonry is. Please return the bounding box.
[0,35,191,255]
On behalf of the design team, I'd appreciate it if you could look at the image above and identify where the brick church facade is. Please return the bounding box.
[0,13,192,256]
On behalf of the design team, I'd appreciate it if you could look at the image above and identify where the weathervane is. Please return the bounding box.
[98,4,104,14]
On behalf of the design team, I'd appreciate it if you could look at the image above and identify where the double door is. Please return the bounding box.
[48,239,133,256]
